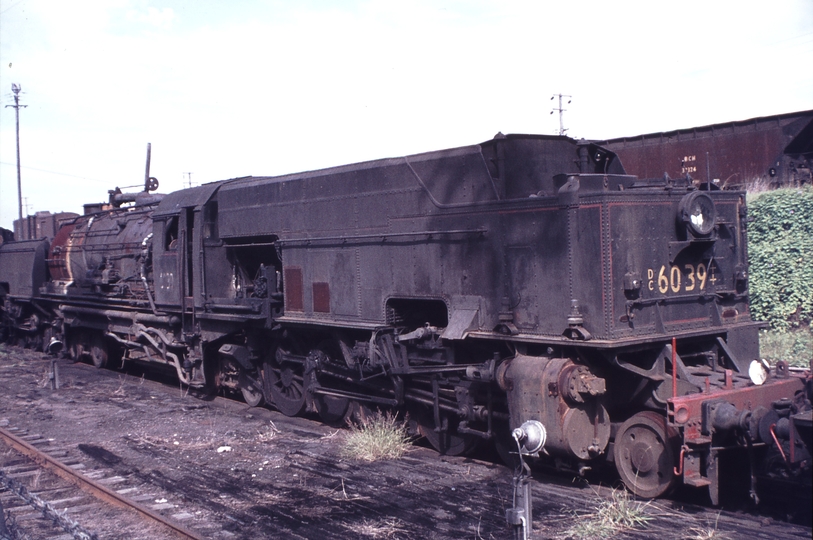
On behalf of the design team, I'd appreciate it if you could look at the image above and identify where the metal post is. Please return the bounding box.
[50,357,60,390]
[0,498,9,536]
[506,422,546,540]
[507,473,533,540]
[5,84,27,223]
[706,152,711,190]
[144,142,152,191]
[672,337,677,399]
[14,87,22,222]
[550,94,572,136]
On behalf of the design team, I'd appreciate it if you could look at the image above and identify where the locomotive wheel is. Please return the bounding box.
[310,342,351,425]
[417,413,478,456]
[90,334,108,369]
[28,333,43,352]
[241,384,264,407]
[495,427,520,469]
[41,327,54,354]
[237,366,264,407]
[28,315,42,350]
[315,393,351,425]
[263,348,307,417]
[346,400,375,426]
[614,411,678,498]
[69,331,88,362]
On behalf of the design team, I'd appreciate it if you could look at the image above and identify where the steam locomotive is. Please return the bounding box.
[1,134,810,504]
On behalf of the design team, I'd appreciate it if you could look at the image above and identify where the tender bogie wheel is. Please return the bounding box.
[263,347,307,417]
[90,334,108,369]
[614,411,678,498]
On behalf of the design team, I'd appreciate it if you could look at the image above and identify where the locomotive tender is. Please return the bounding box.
[1,134,810,503]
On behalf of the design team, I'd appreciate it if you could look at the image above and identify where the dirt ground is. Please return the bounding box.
[1,345,810,540]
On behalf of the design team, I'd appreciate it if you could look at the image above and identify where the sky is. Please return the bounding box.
[0,0,811,229]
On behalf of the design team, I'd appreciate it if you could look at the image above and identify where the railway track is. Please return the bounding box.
[0,424,205,540]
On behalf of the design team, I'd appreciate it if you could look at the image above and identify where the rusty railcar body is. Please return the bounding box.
[12,211,80,242]
[601,110,813,189]
[0,135,809,504]
[0,237,50,347]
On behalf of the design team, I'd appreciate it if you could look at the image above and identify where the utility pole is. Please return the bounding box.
[550,93,571,136]
[5,84,27,221]
[183,172,193,189]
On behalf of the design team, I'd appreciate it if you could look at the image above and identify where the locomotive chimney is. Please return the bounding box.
[108,143,162,208]
[144,142,152,192]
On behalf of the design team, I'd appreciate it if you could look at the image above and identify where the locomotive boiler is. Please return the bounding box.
[0,134,809,505]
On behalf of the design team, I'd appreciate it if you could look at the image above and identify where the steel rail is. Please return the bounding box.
[0,425,203,540]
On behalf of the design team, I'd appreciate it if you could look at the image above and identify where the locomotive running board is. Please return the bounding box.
[466,321,764,349]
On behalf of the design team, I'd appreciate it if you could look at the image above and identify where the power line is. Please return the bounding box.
[0,161,108,184]
[0,0,26,16]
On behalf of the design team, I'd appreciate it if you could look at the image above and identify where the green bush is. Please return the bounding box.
[759,328,812,368]
[747,187,813,330]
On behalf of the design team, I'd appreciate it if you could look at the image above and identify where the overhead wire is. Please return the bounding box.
[0,161,109,184]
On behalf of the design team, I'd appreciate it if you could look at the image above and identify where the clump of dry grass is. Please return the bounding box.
[563,489,652,539]
[112,376,128,397]
[745,176,774,197]
[256,420,280,443]
[685,512,730,540]
[345,517,406,539]
[340,411,412,462]
[686,526,730,540]
[37,367,52,388]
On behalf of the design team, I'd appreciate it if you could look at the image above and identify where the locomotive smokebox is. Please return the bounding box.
[497,355,610,461]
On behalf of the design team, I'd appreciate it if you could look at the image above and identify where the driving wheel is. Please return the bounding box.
[263,347,307,416]
[614,411,678,498]
[309,342,351,425]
